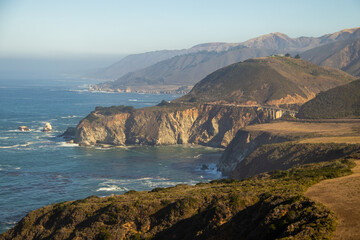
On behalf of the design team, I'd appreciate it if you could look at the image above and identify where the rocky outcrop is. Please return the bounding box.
[58,127,76,140]
[217,130,292,176]
[18,126,30,132]
[42,122,52,132]
[74,104,283,147]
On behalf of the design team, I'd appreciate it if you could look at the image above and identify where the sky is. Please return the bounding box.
[0,0,359,59]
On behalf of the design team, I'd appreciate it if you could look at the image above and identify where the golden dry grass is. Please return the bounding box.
[245,120,360,144]
[305,160,360,240]
[298,136,360,144]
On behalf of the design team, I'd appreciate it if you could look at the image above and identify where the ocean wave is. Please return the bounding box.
[69,89,89,93]
[197,163,222,178]
[0,164,21,171]
[0,137,10,140]
[60,115,80,119]
[0,142,33,149]
[96,185,129,192]
[128,99,138,102]
[57,142,79,147]
[96,177,197,192]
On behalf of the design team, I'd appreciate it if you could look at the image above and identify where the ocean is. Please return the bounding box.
[0,78,222,233]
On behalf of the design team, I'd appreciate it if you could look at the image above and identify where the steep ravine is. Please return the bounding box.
[74,104,286,148]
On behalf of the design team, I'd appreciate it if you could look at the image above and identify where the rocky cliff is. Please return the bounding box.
[75,104,286,147]
[217,130,292,175]
[217,120,360,178]
[229,142,360,179]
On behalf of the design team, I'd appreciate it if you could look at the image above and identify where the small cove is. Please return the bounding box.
[0,78,223,233]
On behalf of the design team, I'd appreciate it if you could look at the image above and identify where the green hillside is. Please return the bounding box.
[297,79,360,119]
[1,159,356,240]
[175,56,355,106]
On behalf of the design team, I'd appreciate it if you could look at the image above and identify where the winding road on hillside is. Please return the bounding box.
[305,160,360,240]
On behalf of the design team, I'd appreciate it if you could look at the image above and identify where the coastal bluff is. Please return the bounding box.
[74,57,354,148]
[74,104,289,147]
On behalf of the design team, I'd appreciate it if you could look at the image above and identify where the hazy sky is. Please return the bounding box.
[0,0,359,57]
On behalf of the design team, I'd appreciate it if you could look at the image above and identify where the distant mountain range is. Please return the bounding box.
[91,46,279,93]
[302,38,360,77]
[89,27,360,93]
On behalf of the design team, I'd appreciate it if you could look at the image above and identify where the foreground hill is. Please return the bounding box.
[297,79,360,119]
[1,158,357,240]
[303,38,360,77]
[175,56,355,106]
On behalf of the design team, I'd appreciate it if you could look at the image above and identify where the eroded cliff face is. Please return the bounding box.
[74,104,278,148]
[228,143,360,179]
[217,130,291,175]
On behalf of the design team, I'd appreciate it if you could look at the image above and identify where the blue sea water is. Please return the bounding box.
[0,78,222,233]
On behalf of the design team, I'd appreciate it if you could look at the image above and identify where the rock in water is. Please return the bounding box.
[18,126,30,131]
[42,122,52,132]
[58,127,76,140]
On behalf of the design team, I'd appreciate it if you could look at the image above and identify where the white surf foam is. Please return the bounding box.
[57,142,79,147]
[60,115,80,119]
[96,185,129,192]
[0,142,33,149]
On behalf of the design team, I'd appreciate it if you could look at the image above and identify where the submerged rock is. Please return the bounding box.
[59,127,76,140]
[42,122,52,132]
[18,126,30,132]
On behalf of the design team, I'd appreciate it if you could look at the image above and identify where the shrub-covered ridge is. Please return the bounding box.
[0,158,357,240]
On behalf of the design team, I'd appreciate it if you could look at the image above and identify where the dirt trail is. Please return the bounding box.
[305,160,360,240]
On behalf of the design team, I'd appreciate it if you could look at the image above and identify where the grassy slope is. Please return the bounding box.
[1,159,357,240]
[297,79,360,119]
[175,57,355,105]
[305,160,360,240]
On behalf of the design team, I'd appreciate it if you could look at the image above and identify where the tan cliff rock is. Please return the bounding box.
[74,104,286,148]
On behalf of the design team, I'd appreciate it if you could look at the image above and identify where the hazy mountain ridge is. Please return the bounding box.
[93,47,279,93]
[242,27,360,52]
[88,42,242,80]
[302,38,360,76]
[89,27,360,89]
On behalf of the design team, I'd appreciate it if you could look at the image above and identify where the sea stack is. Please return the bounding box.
[18,126,30,131]
[42,122,52,132]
